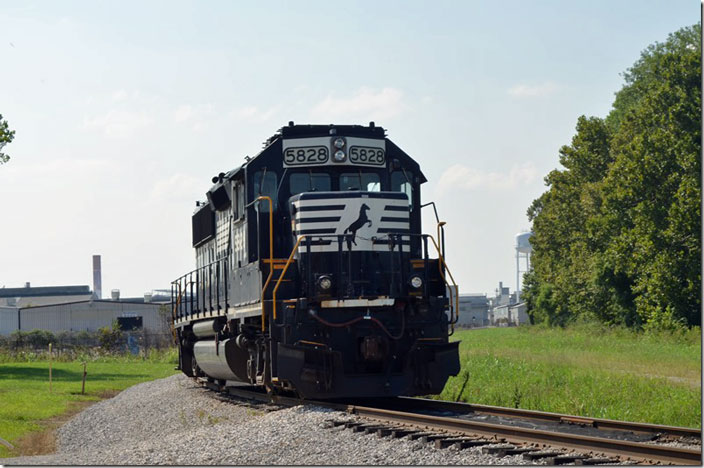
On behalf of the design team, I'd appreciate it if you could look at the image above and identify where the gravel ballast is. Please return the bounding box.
[3,374,545,465]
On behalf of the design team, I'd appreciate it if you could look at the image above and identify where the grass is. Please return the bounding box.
[438,324,701,428]
[0,349,179,458]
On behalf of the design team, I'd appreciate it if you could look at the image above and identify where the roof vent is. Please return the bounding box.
[111,289,120,301]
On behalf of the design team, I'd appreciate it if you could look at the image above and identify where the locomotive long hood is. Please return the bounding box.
[289,191,410,253]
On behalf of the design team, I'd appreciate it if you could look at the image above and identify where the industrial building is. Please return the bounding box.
[0,254,172,338]
[456,294,490,327]
[0,289,172,336]
[0,284,93,308]
[492,302,529,326]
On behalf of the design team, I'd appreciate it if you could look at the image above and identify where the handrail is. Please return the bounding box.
[246,196,274,331]
[427,234,459,334]
[272,234,307,323]
[171,281,193,342]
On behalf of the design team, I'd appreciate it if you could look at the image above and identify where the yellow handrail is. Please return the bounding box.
[172,281,194,320]
[272,235,307,323]
[253,196,274,332]
[171,281,194,344]
[427,234,459,334]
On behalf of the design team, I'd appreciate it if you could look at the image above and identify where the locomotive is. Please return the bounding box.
[171,122,460,399]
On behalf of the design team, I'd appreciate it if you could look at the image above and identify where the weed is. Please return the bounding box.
[246,408,263,417]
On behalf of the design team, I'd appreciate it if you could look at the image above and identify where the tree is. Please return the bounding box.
[0,114,15,164]
[525,24,701,330]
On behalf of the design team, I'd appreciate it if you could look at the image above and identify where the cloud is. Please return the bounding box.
[507,82,561,98]
[172,105,193,123]
[310,87,407,121]
[149,173,203,203]
[229,105,279,123]
[437,162,539,194]
[112,90,129,102]
[82,109,154,138]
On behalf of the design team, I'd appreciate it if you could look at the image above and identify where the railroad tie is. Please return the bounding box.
[544,454,591,465]
[389,429,415,439]
[481,444,516,455]
[363,426,386,434]
[453,440,493,449]
[574,457,620,465]
[352,424,377,433]
[495,447,540,457]
[419,434,448,443]
[408,431,435,441]
[522,450,564,461]
[434,437,478,449]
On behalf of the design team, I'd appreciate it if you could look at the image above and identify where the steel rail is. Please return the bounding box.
[393,396,702,439]
[216,383,701,465]
[346,405,701,465]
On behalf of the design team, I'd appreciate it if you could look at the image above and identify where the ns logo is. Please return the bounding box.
[344,203,373,250]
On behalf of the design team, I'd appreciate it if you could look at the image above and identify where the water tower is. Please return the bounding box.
[515,231,533,302]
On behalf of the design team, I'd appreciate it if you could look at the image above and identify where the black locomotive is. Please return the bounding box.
[171,122,460,399]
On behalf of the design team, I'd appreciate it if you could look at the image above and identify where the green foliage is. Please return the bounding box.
[436,327,701,428]
[0,113,15,164]
[97,320,125,352]
[526,24,701,329]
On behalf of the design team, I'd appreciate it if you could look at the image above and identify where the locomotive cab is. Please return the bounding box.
[172,122,460,399]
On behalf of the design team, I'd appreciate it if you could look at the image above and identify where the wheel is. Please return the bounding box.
[191,354,203,378]
[179,342,195,377]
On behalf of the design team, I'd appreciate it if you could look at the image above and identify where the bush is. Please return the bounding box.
[98,320,125,352]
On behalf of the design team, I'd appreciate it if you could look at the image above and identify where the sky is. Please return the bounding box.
[0,0,699,298]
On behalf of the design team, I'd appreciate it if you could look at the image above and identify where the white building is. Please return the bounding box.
[456,294,490,327]
[492,302,529,326]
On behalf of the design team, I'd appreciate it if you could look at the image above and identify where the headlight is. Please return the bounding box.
[333,150,346,162]
[333,137,345,149]
[317,275,332,291]
[410,275,423,289]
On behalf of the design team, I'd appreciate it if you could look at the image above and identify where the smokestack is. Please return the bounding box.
[92,255,102,299]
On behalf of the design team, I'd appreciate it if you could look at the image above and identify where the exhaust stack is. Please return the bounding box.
[92,255,102,299]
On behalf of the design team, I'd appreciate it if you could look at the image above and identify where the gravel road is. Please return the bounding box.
[3,374,541,465]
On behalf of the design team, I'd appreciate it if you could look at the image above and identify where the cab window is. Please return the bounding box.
[391,170,413,205]
[290,172,331,195]
[253,171,278,212]
[233,181,245,220]
[340,172,380,191]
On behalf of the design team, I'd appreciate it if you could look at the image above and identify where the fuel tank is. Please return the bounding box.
[193,338,249,382]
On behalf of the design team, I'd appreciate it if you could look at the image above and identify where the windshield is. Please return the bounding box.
[340,172,380,191]
[290,172,331,195]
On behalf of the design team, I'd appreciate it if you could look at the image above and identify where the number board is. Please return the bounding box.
[284,146,329,166]
[282,136,386,168]
[349,146,385,166]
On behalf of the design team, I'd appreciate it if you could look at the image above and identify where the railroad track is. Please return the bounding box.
[199,379,701,465]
